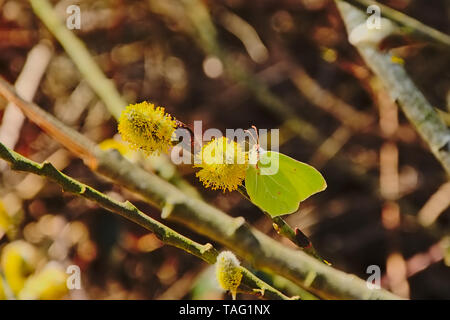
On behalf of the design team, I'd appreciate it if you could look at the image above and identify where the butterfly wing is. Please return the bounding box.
[276,152,327,202]
[245,151,326,217]
[245,163,300,217]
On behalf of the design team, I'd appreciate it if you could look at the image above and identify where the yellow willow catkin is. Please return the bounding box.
[215,251,243,300]
[194,137,247,192]
[118,102,177,155]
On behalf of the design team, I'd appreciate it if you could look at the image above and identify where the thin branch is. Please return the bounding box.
[342,0,450,48]
[237,185,327,264]
[0,77,400,300]
[287,64,373,131]
[29,0,125,120]
[0,140,291,301]
[0,41,53,150]
[417,181,450,227]
[336,1,450,176]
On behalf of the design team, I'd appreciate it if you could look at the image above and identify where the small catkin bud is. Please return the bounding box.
[118,102,177,155]
[215,251,243,300]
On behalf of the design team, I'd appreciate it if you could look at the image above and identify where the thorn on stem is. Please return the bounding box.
[294,227,311,248]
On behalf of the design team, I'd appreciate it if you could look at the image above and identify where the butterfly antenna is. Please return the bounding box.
[244,129,257,147]
[249,126,261,168]
[251,125,259,145]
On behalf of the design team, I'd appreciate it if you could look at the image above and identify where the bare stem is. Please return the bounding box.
[336,1,450,175]
[237,185,328,264]
[342,0,450,48]
[29,0,125,119]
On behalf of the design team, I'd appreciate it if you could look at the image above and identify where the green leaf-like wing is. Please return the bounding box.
[245,151,326,217]
[276,152,327,202]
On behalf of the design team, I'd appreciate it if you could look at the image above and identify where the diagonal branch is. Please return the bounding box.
[342,0,450,48]
[29,0,125,119]
[336,1,450,176]
[237,185,327,264]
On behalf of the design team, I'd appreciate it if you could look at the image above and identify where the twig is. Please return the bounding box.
[237,185,327,264]
[0,140,291,300]
[0,76,400,299]
[336,1,450,176]
[288,65,373,131]
[417,182,450,227]
[309,125,353,168]
[342,0,450,48]
[0,41,52,171]
[29,0,125,120]
[217,8,268,64]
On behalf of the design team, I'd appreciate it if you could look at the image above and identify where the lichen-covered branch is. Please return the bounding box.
[0,141,291,300]
[0,77,399,300]
[336,1,450,175]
